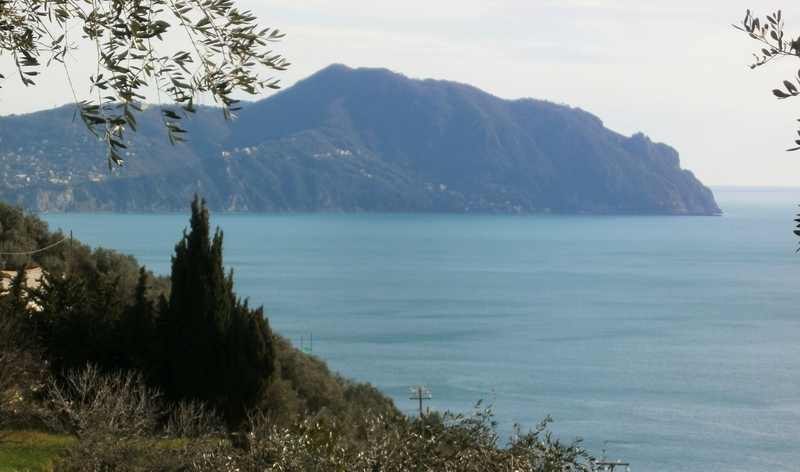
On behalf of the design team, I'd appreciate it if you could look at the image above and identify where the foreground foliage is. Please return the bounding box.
[734,10,800,248]
[0,0,288,168]
[42,366,595,472]
[736,10,800,151]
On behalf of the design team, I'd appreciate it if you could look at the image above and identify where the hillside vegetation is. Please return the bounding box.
[0,198,600,471]
[0,65,719,215]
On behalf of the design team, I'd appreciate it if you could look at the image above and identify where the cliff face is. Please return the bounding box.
[0,64,720,214]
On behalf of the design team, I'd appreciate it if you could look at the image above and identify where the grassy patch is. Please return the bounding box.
[0,430,74,472]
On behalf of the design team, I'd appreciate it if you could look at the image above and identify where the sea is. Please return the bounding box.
[39,186,800,471]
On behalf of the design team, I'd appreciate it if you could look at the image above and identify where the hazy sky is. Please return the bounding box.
[2,0,800,186]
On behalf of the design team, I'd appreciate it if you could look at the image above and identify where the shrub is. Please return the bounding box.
[0,284,46,433]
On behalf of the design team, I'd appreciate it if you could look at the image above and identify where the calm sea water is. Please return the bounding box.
[40,187,800,471]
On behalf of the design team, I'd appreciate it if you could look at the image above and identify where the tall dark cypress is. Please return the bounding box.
[160,196,275,426]
[122,267,160,380]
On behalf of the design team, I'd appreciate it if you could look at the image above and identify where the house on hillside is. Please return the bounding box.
[1,267,43,310]
[1,267,43,291]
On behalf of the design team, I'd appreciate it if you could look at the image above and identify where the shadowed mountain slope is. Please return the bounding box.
[0,64,720,214]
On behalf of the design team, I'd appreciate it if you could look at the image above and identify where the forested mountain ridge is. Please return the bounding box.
[0,64,720,214]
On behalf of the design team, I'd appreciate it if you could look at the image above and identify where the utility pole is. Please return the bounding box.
[68,230,73,273]
[409,386,431,436]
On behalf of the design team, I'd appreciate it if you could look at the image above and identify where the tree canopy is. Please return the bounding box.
[0,0,288,169]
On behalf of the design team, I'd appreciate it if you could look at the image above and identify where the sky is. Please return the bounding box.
[2,0,800,186]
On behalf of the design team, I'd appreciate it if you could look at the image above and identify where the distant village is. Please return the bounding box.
[0,131,113,189]
[0,150,107,188]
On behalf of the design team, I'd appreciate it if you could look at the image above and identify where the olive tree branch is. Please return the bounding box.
[0,0,288,168]
[736,9,800,151]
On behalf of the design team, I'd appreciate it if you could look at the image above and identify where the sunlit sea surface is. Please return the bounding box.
[40,187,800,471]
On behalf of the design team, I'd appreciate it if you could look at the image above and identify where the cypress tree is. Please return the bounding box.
[122,267,160,380]
[221,301,276,423]
[161,195,275,426]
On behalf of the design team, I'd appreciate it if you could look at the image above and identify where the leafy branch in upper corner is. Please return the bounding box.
[0,0,289,169]
[735,10,800,250]
[735,9,800,151]
[733,10,800,151]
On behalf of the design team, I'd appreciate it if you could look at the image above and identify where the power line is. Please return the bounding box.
[0,236,69,256]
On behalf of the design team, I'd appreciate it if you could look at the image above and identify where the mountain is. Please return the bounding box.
[0,64,720,214]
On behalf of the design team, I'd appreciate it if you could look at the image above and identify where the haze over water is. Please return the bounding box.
[41,187,800,471]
